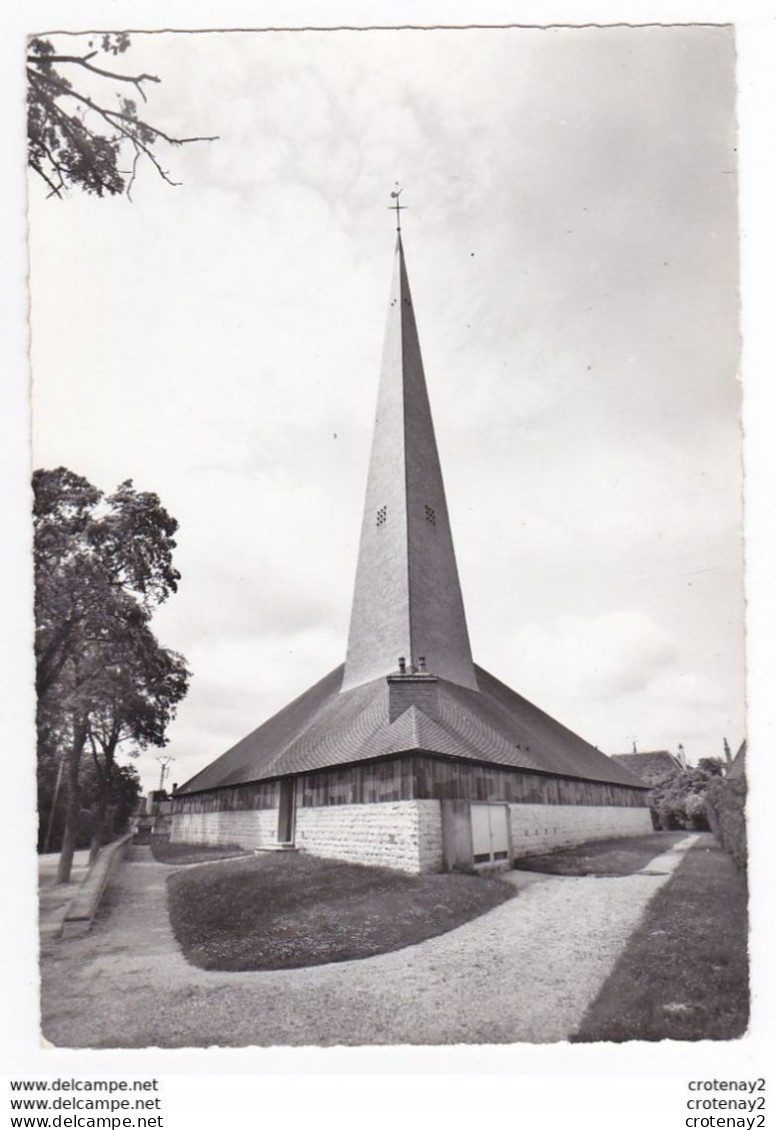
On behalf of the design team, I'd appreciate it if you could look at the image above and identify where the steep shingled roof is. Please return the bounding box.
[177,663,647,795]
[343,234,477,692]
[610,750,681,786]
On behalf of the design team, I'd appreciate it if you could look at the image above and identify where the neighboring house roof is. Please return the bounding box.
[610,750,681,786]
[178,663,647,795]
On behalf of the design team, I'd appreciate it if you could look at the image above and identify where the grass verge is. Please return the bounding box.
[572,834,748,1042]
[167,852,514,971]
[150,840,249,865]
[513,831,688,876]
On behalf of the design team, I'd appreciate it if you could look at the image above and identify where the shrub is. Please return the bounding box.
[704,776,747,870]
[649,767,716,832]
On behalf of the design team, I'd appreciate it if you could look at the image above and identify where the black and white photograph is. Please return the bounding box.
[4,4,774,1087]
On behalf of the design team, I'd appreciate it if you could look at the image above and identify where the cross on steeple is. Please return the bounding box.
[389,184,406,232]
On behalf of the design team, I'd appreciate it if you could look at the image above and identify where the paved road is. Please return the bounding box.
[40,836,697,1048]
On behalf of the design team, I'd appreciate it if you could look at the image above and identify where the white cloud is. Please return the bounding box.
[483,610,741,760]
[507,610,679,700]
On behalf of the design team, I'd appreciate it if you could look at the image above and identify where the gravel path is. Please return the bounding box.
[41,836,698,1048]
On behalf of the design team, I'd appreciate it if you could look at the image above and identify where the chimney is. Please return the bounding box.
[398,656,406,674]
[387,665,439,723]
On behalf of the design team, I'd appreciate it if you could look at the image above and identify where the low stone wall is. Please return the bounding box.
[170,809,279,849]
[61,833,134,938]
[296,800,443,873]
[509,802,653,858]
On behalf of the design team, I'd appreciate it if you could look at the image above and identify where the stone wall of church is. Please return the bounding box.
[169,798,652,870]
[508,802,653,858]
[295,799,443,873]
[170,808,279,849]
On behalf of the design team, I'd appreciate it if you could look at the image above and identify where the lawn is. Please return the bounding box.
[513,831,688,876]
[150,840,250,865]
[166,851,514,971]
[572,834,748,1042]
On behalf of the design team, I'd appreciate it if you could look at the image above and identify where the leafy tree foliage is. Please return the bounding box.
[34,468,189,880]
[27,33,216,198]
[697,756,725,777]
[84,625,189,859]
[39,748,142,855]
[704,774,747,870]
[649,765,720,831]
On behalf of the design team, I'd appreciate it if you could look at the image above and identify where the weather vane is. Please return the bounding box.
[389,183,406,232]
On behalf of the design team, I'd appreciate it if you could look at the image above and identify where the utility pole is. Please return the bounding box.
[156,755,175,794]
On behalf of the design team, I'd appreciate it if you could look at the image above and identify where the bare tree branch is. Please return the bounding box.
[34,139,67,195]
[30,158,65,199]
[34,66,217,146]
[28,52,161,104]
[126,145,141,201]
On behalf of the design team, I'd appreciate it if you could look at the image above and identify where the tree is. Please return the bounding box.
[34,468,180,695]
[39,746,142,854]
[33,468,189,881]
[84,626,188,859]
[649,765,720,832]
[697,756,726,777]
[27,33,216,198]
[33,467,103,698]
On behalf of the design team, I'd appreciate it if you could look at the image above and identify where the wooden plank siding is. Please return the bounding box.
[412,757,647,808]
[171,779,279,814]
[173,754,647,814]
[300,758,418,807]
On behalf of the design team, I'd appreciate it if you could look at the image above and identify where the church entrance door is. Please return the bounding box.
[277,778,296,844]
[471,803,509,866]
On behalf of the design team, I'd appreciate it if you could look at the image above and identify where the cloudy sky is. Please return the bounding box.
[28,25,743,792]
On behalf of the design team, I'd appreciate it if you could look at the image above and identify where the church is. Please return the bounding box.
[171,225,652,872]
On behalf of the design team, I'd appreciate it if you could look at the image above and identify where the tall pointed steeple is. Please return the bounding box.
[342,235,478,693]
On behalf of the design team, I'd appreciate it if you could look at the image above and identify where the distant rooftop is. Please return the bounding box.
[610,750,682,786]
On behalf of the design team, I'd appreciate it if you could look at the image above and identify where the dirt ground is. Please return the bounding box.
[39,834,699,1048]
